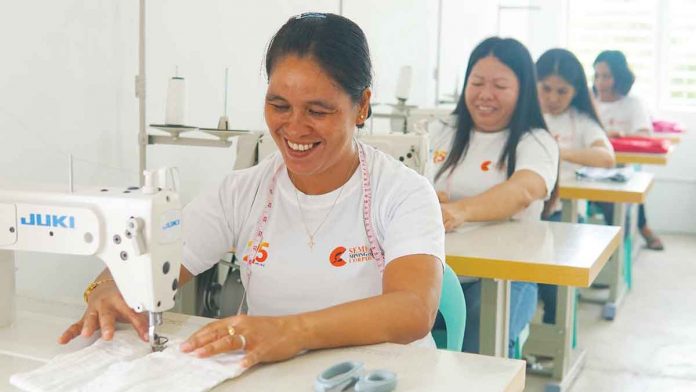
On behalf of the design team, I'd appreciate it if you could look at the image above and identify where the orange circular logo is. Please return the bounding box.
[329,246,347,267]
[480,160,492,171]
[242,241,269,264]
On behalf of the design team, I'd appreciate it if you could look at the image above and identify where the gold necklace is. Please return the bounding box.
[293,154,358,249]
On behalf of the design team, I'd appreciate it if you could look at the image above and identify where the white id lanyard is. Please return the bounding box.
[237,141,385,315]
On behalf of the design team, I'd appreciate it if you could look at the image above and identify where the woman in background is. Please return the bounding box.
[429,37,559,354]
[536,48,615,324]
[593,50,663,250]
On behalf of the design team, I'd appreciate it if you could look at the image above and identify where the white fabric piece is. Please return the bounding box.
[575,166,634,183]
[10,332,151,392]
[10,331,246,392]
[428,123,559,221]
[82,338,244,392]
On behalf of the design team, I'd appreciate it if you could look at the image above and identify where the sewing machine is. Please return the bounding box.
[0,169,182,352]
[367,65,454,134]
[257,132,430,175]
[371,106,455,134]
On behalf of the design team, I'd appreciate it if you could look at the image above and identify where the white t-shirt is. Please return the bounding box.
[596,95,652,136]
[427,122,559,222]
[182,143,445,347]
[544,107,614,180]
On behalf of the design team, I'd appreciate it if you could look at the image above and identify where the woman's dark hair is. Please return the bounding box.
[537,48,604,129]
[593,50,635,96]
[265,12,372,127]
[436,37,558,218]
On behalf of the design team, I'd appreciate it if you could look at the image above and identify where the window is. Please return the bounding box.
[568,0,658,104]
[567,0,696,110]
[663,0,696,107]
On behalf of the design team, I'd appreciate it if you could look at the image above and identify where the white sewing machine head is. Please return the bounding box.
[0,170,182,351]
[257,132,430,175]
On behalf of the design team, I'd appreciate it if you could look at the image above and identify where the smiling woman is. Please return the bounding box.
[427,37,559,356]
[591,49,664,251]
[534,48,615,325]
[60,12,445,372]
[536,48,614,191]
[263,13,372,194]
[264,55,363,194]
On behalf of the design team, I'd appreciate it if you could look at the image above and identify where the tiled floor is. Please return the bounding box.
[525,234,696,391]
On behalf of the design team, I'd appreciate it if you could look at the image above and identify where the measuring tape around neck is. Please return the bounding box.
[239,141,386,309]
[356,141,386,272]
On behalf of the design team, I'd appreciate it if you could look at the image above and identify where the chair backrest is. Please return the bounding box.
[437,264,466,351]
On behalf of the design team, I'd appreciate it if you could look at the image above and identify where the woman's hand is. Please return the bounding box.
[58,281,149,344]
[440,201,467,232]
[607,130,624,138]
[180,314,306,368]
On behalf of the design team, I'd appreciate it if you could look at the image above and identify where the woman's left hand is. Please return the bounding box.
[607,130,624,138]
[440,202,466,232]
[179,314,305,368]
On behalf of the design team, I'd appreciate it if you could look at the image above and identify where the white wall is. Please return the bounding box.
[643,110,696,234]
[436,0,568,105]
[343,0,439,108]
[1,0,139,304]
[437,0,500,105]
[526,0,568,58]
[145,0,338,203]
[2,0,340,304]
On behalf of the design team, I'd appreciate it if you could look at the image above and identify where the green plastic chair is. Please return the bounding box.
[433,264,467,351]
[512,323,530,359]
[624,229,633,290]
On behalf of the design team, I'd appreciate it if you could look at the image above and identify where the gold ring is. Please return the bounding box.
[227,326,235,337]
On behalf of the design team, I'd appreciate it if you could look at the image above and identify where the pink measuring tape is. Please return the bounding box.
[357,141,386,272]
[238,141,386,312]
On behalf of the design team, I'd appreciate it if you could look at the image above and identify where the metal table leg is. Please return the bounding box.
[603,202,627,320]
[578,202,627,320]
[561,199,578,223]
[526,285,587,392]
[626,202,640,289]
[524,199,587,391]
[479,278,510,357]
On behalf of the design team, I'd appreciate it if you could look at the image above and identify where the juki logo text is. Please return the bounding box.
[20,213,76,229]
